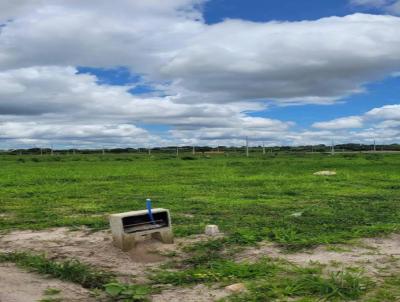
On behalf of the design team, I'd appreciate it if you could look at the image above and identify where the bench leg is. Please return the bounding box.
[152,229,174,244]
[118,233,138,251]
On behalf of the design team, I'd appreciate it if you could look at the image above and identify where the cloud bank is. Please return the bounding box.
[0,0,399,147]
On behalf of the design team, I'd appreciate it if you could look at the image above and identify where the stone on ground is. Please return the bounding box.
[225,283,246,293]
[205,225,220,236]
[313,170,336,176]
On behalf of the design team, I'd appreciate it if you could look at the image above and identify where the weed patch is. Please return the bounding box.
[228,270,371,301]
[0,251,113,289]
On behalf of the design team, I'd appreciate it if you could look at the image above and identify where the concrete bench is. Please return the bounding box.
[109,208,174,251]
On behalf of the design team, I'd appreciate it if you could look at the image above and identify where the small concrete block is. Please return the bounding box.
[313,170,336,176]
[205,224,219,236]
[225,283,246,293]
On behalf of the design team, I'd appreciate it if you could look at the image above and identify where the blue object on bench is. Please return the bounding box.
[146,198,156,224]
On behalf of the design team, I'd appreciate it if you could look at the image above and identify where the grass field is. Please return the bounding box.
[1,152,400,301]
[1,152,400,248]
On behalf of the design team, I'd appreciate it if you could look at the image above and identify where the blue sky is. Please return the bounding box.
[0,0,399,147]
[252,76,400,128]
[204,0,358,23]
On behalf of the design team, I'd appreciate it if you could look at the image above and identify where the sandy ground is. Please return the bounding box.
[1,228,400,301]
[0,227,229,301]
[152,284,229,302]
[237,234,400,277]
[0,263,96,302]
[0,227,210,281]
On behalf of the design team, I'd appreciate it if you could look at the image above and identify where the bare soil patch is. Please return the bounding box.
[151,284,229,302]
[0,263,96,302]
[3,227,400,301]
[0,227,209,281]
[237,234,400,277]
[0,228,230,301]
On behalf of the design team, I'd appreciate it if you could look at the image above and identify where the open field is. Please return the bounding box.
[1,153,400,301]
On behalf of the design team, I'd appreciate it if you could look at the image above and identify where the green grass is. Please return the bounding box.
[104,283,152,302]
[228,270,371,302]
[150,236,372,301]
[0,250,377,302]
[1,153,400,250]
[365,273,400,301]
[0,251,152,301]
[3,152,399,301]
[43,288,61,295]
[152,254,372,301]
[0,251,113,288]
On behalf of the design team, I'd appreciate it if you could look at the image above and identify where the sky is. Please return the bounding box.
[0,0,399,148]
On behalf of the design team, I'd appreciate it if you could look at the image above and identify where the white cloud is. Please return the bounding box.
[162,14,400,104]
[0,0,46,21]
[0,66,294,147]
[0,0,205,75]
[0,1,400,147]
[1,3,400,105]
[168,103,400,146]
[350,0,400,14]
[303,104,400,144]
[376,120,400,128]
[313,104,400,131]
[365,104,400,120]
[388,1,400,13]
[350,0,391,7]
[312,116,364,129]
[0,122,148,140]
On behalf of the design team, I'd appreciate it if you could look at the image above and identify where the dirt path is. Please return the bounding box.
[0,263,96,302]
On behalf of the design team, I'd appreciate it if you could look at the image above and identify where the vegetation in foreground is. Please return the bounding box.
[1,152,400,301]
[0,251,152,301]
[3,248,399,302]
[0,251,113,289]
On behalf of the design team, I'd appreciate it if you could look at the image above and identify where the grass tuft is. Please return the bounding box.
[0,251,113,289]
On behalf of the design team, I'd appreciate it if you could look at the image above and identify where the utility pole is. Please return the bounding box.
[373,139,376,152]
[262,142,266,155]
[246,136,249,157]
[331,140,335,155]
